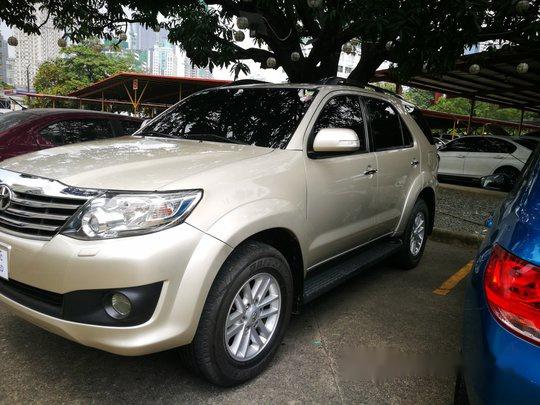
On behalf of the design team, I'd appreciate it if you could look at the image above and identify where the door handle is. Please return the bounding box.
[494,156,505,159]
[411,159,420,166]
[364,168,378,176]
[457,155,467,158]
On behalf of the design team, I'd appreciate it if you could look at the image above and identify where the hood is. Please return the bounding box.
[0,136,273,190]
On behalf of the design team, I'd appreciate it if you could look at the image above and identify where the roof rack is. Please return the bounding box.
[225,79,269,86]
[316,77,404,100]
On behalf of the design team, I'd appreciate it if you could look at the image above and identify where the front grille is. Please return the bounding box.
[0,190,87,240]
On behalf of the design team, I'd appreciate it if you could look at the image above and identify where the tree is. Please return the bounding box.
[33,42,138,95]
[3,0,539,84]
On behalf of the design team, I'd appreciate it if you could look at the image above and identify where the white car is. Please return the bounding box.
[438,135,531,186]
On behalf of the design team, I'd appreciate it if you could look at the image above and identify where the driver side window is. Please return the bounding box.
[310,95,367,152]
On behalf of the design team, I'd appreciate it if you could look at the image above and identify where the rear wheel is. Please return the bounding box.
[395,199,429,270]
[179,241,293,386]
[494,166,520,188]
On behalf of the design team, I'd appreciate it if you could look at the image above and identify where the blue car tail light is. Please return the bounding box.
[484,244,540,345]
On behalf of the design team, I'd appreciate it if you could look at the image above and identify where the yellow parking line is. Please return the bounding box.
[433,260,474,296]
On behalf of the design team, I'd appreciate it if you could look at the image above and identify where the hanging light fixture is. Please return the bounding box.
[517,62,529,74]
[92,43,103,52]
[7,36,18,46]
[469,64,481,74]
[385,41,394,51]
[266,57,277,68]
[237,16,249,30]
[422,63,428,73]
[57,38,67,48]
[342,42,354,54]
[291,51,301,62]
[516,0,531,14]
[118,32,128,41]
[234,31,245,42]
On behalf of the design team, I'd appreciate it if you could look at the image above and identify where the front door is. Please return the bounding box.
[304,93,379,267]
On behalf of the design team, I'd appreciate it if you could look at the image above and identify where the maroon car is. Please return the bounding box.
[0,109,143,161]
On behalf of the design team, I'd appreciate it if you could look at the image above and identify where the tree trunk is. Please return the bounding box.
[347,43,386,85]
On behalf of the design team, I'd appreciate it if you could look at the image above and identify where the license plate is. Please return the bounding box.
[0,243,9,280]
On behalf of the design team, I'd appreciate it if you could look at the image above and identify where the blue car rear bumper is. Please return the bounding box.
[462,275,540,405]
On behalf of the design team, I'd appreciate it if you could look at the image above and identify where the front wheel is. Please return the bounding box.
[395,199,429,270]
[179,241,293,386]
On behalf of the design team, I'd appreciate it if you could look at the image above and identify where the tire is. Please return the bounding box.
[494,166,520,188]
[395,199,429,270]
[179,241,293,386]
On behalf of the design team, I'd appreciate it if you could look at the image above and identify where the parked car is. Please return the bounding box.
[438,135,531,186]
[434,136,448,149]
[456,144,540,404]
[0,83,438,386]
[0,109,143,161]
[515,136,539,151]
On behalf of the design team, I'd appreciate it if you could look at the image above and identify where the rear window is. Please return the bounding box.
[409,107,435,145]
[0,111,38,132]
[40,119,114,145]
[364,98,409,151]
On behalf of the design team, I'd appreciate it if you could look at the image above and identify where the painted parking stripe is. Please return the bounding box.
[433,260,474,296]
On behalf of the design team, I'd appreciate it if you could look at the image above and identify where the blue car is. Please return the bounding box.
[457,145,540,404]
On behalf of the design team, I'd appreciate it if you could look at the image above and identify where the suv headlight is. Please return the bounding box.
[62,190,202,240]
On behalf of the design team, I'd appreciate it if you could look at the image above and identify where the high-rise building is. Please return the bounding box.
[128,23,168,51]
[12,9,62,90]
[150,41,177,76]
[0,33,8,83]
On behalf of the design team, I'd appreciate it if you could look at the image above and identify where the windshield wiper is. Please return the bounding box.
[185,133,249,145]
[138,131,178,139]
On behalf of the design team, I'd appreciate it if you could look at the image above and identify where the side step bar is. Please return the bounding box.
[303,239,402,303]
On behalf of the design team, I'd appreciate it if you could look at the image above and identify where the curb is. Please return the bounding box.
[429,228,484,248]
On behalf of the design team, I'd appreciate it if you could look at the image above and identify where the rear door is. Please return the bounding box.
[363,96,421,235]
[463,137,514,178]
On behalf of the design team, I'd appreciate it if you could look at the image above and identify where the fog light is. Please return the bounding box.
[107,293,132,319]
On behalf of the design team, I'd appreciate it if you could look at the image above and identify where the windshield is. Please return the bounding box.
[138,87,317,149]
[515,138,539,150]
[0,111,38,133]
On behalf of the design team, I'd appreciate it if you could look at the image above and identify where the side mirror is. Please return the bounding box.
[312,128,360,153]
[480,174,513,192]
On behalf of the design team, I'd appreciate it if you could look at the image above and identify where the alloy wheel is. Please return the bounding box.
[224,273,282,362]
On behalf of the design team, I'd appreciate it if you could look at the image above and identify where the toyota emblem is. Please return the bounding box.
[0,185,12,211]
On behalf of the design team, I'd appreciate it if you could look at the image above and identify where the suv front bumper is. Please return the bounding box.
[0,223,233,355]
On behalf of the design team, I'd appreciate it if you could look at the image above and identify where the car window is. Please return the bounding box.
[140,87,317,149]
[486,138,517,154]
[40,119,114,146]
[364,98,407,151]
[404,105,435,145]
[0,111,39,132]
[516,138,539,150]
[119,119,142,136]
[443,137,481,152]
[311,95,367,152]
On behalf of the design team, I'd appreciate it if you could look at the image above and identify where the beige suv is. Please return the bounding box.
[0,83,438,385]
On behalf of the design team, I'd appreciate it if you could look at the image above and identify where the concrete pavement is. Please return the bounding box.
[0,240,476,404]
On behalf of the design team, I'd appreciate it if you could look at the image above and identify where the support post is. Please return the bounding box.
[466,98,476,135]
[518,109,525,137]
